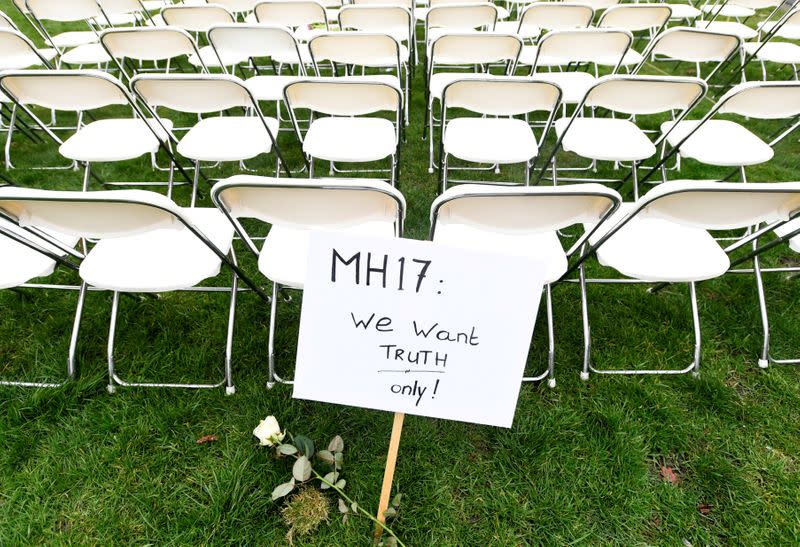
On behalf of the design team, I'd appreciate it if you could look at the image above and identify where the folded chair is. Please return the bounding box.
[430,183,621,386]
[574,179,800,380]
[439,77,561,191]
[25,0,112,68]
[132,73,288,204]
[284,78,403,185]
[659,81,800,182]
[0,186,270,394]
[211,175,405,386]
[0,214,83,387]
[425,33,523,172]
[0,69,173,183]
[549,75,707,196]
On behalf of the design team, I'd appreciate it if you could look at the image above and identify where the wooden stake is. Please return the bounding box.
[374,412,405,542]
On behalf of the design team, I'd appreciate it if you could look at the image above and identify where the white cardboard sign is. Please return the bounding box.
[292,232,546,428]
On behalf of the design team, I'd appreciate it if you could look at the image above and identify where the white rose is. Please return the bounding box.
[253,415,285,447]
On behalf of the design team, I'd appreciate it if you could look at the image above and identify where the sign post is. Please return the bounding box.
[374,411,404,541]
[293,231,546,533]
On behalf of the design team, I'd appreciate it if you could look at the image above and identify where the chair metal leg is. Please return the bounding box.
[82,162,92,192]
[579,262,591,381]
[224,263,238,395]
[689,281,701,378]
[522,284,556,386]
[107,290,120,394]
[753,251,771,368]
[267,281,280,388]
[4,104,16,170]
[191,161,200,207]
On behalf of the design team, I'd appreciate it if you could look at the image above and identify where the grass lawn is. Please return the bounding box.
[1,2,800,544]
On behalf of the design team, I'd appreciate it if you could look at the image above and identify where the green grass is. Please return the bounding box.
[2,2,800,544]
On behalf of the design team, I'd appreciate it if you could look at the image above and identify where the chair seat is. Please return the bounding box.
[59,118,173,162]
[774,218,800,253]
[528,71,595,103]
[303,117,396,162]
[80,208,234,292]
[661,119,773,166]
[188,45,244,68]
[0,48,57,70]
[51,31,99,48]
[434,222,567,284]
[586,203,729,282]
[259,221,396,289]
[700,4,755,17]
[60,43,112,66]
[494,20,541,39]
[667,3,702,19]
[598,48,643,67]
[758,20,800,40]
[520,45,627,67]
[0,220,78,289]
[247,75,302,101]
[556,117,656,162]
[177,116,280,162]
[429,72,496,99]
[743,41,800,64]
[694,20,757,39]
[444,117,538,164]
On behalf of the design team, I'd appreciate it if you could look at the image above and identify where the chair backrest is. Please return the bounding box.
[214,0,260,14]
[208,24,303,70]
[98,0,147,17]
[648,27,740,63]
[634,180,800,230]
[0,187,187,239]
[0,69,130,112]
[131,73,257,113]
[533,28,632,69]
[338,5,412,40]
[442,77,561,117]
[715,81,800,120]
[284,79,401,115]
[518,3,594,32]
[26,0,102,22]
[580,0,619,11]
[429,32,522,66]
[0,29,52,70]
[161,4,236,32]
[353,0,413,9]
[770,8,800,38]
[309,33,402,71]
[583,75,706,115]
[730,0,779,9]
[431,184,621,235]
[212,175,405,232]
[597,4,671,31]
[426,4,497,32]
[254,1,328,29]
[101,27,204,63]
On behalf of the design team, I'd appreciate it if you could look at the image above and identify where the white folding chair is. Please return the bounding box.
[744,8,800,80]
[161,4,238,69]
[430,183,622,386]
[97,0,154,27]
[338,5,415,67]
[100,26,210,81]
[0,28,56,71]
[0,186,270,394]
[439,77,562,190]
[25,0,112,68]
[211,175,405,386]
[660,81,800,181]
[308,32,410,124]
[132,73,287,205]
[695,0,775,40]
[0,214,83,387]
[254,1,330,48]
[664,1,702,23]
[494,2,595,41]
[634,26,741,82]
[0,69,173,182]
[550,75,707,197]
[575,179,800,379]
[425,33,522,172]
[424,3,499,47]
[521,28,633,108]
[284,78,403,185]
[417,0,509,26]
[596,4,672,68]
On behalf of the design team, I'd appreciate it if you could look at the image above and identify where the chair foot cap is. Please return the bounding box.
[107,384,116,394]
[547,378,556,388]
[225,386,236,396]
[758,358,769,369]
[579,371,589,381]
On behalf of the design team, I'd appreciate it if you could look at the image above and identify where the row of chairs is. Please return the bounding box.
[2,177,800,391]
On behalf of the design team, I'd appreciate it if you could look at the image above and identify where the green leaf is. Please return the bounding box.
[317,449,335,464]
[320,471,338,489]
[294,435,315,458]
[384,507,397,518]
[292,455,312,482]
[391,493,402,507]
[334,451,344,470]
[271,478,295,501]
[277,444,297,455]
[328,435,344,453]
[338,498,349,514]
[335,479,346,490]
